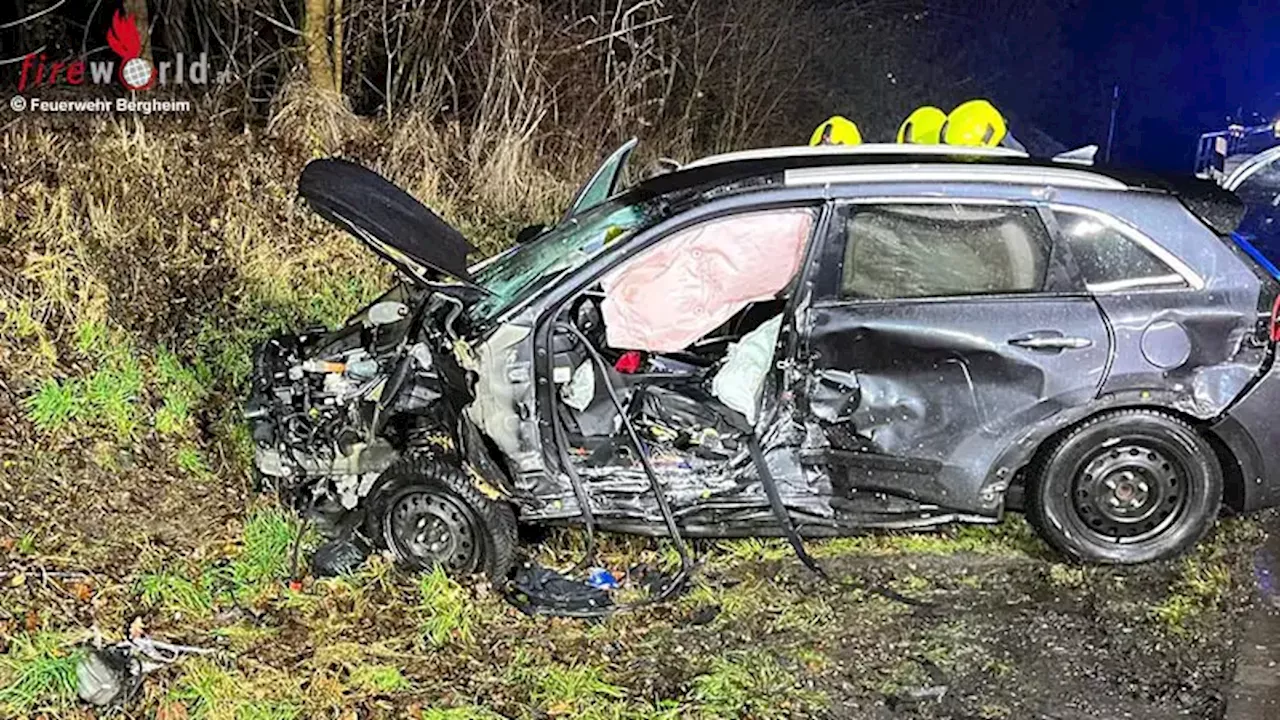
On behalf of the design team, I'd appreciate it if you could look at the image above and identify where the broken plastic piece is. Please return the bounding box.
[77,647,138,707]
[711,314,783,424]
[311,536,371,577]
[588,567,619,590]
[600,209,813,351]
[614,350,642,374]
[77,635,215,707]
[561,362,596,411]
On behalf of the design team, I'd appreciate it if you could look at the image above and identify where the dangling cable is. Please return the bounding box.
[507,323,693,617]
[746,433,827,579]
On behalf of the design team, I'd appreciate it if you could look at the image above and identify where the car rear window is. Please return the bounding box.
[1052,209,1187,292]
[841,204,1050,300]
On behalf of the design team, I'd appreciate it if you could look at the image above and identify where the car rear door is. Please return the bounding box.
[798,200,1112,515]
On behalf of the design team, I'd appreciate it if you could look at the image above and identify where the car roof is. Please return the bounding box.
[629,143,1245,235]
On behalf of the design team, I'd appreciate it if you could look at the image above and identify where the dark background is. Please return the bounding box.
[2,0,1276,173]
[1049,0,1279,172]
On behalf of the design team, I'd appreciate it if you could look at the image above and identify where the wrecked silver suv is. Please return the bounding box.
[247,141,1280,580]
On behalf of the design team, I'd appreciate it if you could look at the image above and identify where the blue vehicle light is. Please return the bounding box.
[1231,231,1280,280]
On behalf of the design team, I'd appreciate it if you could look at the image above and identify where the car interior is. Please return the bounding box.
[545,208,817,482]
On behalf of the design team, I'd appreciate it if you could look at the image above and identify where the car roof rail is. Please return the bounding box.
[782,163,1128,191]
[682,143,1029,170]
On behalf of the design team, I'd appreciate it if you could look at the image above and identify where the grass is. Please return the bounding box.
[23,344,149,441]
[138,570,216,618]
[422,707,506,720]
[417,566,475,646]
[171,658,302,720]
[0,633,81,715]
[503,655,663,719]
[228,507,299,591]
[1151,556,1236,633]
[1149,518,1259,634]
[177,445,211,475]
[154,347,212,435]
[690,650,827,720]
[137,506,298,618]
[813,518,1043,558]
[348,664,411,694]
[83,356,146,440]
[23,378,80,431]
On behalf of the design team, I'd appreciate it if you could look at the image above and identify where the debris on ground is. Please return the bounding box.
[507,562,614,616]
[311,536,372,577]
[76,633,215,707]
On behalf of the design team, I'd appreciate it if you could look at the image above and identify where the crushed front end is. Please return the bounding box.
[244,286,450,527]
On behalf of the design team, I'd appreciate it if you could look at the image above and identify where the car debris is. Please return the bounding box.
[76,634,215,707]
[508,562,614,616]
[246,140,1280,607]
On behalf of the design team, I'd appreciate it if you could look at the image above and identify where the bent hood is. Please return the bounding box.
[299,158,476,283]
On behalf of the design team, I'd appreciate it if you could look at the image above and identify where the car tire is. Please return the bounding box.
[1027,409,1221,564]
[365,456,518,581]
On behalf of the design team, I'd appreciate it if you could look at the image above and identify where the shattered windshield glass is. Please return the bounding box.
[467,196,659,323]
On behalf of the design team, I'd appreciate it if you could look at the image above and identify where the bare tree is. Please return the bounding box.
[303,0,338,93]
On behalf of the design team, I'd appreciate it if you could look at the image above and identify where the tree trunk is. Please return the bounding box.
[303,0,336,93]
[124,0,152,63]
[332,0,345,95]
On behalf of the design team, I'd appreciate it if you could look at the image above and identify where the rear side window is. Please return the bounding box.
[841,204,1050,300]
[1052,209,1187,292]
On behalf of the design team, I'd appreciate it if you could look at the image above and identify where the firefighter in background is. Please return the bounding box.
[809,116,863,145]
[940,99,1027,151]
[897,106,947,144]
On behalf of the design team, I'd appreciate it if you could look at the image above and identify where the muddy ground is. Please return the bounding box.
[0,430,1268,719]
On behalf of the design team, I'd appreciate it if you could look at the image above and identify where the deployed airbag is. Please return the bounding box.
[600,209,813,351]
[711,314,783,424]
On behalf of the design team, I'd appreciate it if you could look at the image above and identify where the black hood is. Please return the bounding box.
[298,158,476,283]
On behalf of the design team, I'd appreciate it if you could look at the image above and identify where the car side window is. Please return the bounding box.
[1052,209,1188,292]
[840,204,1051,300]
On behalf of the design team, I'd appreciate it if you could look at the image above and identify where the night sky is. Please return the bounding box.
[1048,0,1279,172]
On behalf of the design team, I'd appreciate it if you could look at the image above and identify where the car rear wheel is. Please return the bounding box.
[1027,409,1221,564]
[366,456,518,581]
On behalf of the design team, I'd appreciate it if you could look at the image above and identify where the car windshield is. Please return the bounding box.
[467,196,659,323]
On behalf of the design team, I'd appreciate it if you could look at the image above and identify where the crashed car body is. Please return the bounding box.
[246,142,1280,578]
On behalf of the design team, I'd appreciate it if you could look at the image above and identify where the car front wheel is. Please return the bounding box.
[1027,409,1222,564]
[366,457,518,581]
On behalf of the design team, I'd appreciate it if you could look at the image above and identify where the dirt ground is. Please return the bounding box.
[0,431,1268,719]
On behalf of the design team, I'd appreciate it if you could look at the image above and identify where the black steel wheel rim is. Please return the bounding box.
[1071,440,1188,543]
[386,490,481,573]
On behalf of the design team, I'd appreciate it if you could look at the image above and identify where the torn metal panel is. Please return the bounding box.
[802,297,1110,513]
[460,323,546,475]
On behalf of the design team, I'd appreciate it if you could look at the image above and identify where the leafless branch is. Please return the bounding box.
[0,0,67,30]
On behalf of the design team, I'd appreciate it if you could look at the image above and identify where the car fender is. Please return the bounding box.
[982,389,1209,507]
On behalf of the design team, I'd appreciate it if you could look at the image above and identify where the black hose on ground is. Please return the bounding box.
[745,432,932,609]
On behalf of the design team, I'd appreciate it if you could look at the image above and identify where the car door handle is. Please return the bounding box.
[1008,334,1094,350]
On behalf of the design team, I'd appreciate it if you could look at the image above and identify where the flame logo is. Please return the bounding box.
[107,11,142,60]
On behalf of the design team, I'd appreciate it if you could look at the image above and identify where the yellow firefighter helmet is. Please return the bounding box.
[897,106,947,144]
[809,116,864,146]
[942,99,1008,147]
